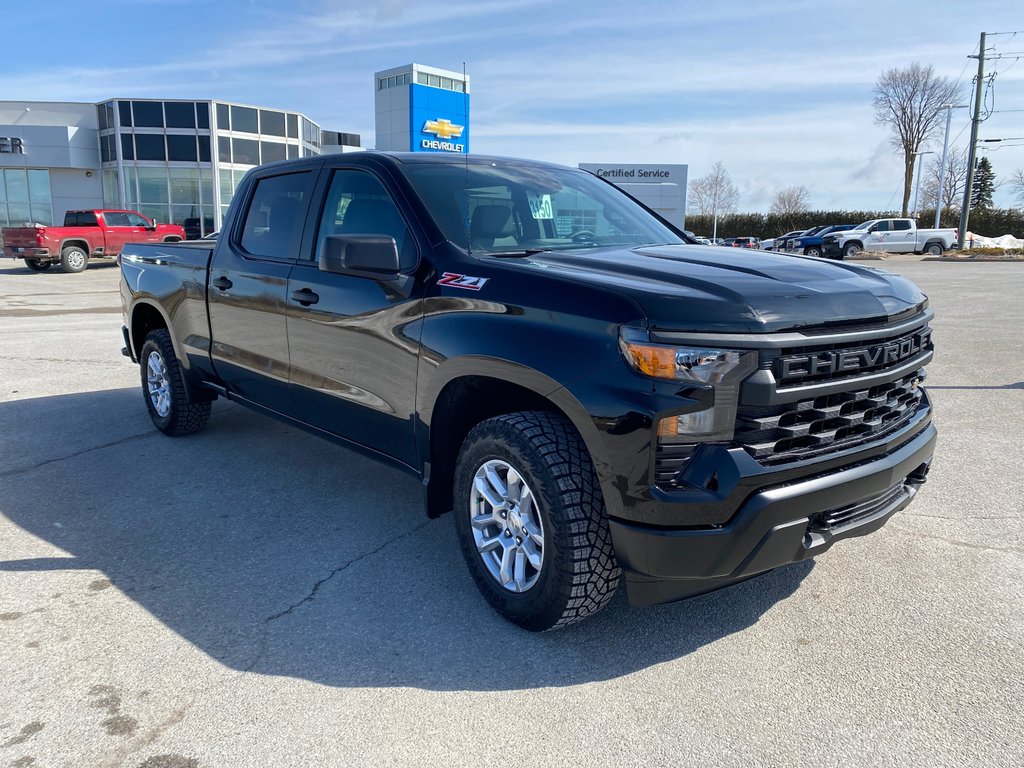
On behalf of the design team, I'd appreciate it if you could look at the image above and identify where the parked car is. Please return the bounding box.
[761,230,805,252]
[786,224,857,258]
[2,209,185,273]
[720,237,737,247]
[732,237,759,248]
[183,216,216,241]
[823,219,957,259]
[120,151,937,631]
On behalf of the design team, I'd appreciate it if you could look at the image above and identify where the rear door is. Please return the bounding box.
[208,165,318,412]
[285,165,425,466]
[100,212,133,256]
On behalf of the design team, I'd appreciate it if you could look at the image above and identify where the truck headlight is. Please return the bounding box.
[619,330,757,444]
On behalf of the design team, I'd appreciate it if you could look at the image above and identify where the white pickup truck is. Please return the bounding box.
[822,219,957,259]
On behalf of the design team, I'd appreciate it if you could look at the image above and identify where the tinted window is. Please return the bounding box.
[164,102,196,129]
[287,113,298,138]
[260,141,286,163]
[196,102,210,129]
[287,144,298,160]
[134,134,166,161]
[127,213,150,227]
[873,220,892,232]
[121,134,135,160]
[100,135,112,163]
[82,212,99,227]
[198,137,211,163]
[104,212,131,227]
[119,101,133,127]
[216,102,229,130]
[893,220,912,231]
[97,105,108,131]
[260,110,286,137]
[314,169,415,270]
[239,172,311,260]
[167,134,198,162]
[132,101,164,128]
[218,136,231,163]
[232,138,259,165]
[231,105,258,134]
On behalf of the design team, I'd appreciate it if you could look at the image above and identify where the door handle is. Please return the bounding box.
[212,276,233,291]
[290,288,319,306]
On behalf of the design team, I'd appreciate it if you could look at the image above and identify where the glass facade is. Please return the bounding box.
[97,98,325,236]
[0,169,52,227]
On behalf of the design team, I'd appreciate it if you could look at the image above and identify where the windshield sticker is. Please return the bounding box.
[438,272,489,291]
[527,193,553,220]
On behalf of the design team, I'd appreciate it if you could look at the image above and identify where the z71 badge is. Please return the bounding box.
[438,273,488,291]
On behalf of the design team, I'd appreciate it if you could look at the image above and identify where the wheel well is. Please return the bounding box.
[130,303,168,359]
[924,239,944,250]
[61,239,90,255]
[425,376,565,518]
[843,240,863,250]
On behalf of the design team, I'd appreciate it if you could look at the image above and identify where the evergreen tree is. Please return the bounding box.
[971,157,996,209]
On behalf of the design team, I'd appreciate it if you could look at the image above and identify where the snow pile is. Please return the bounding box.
[964,232,1024,249]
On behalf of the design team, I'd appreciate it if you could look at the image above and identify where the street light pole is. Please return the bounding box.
[934,104,969,229]
[911,151,934,221]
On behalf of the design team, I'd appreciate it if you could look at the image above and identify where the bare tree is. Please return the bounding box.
[769,185,810,215]
[873,63,960,216]
[920,147,970,213]
[1009,168,1024,208]
[688,161,740,217]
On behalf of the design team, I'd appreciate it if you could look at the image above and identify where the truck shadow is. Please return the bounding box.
[0,388,812,691]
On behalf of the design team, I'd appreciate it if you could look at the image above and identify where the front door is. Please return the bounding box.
[100,211,133,256]
[208,167,316,412]
[286,167,424,466]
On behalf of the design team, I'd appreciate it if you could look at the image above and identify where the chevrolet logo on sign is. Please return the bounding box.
[423,118,464,139]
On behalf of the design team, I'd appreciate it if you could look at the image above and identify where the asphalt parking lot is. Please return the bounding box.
[1,257,1021,767]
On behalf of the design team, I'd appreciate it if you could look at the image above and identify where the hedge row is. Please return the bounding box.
[684,208,1024,240]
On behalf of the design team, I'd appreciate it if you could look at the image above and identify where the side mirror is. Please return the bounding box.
[320,235,401,279]
[866,225,877,233]
[145,221,157,231]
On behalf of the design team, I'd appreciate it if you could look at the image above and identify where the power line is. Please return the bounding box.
[985,30,1024,36]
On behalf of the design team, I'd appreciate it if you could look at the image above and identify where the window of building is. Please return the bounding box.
[218,136,231,164]
[100,134,113,163]
[231,105,258,134]
[97,104,108,131]
[428,74,441,88]
[259,109,286,137]
[165,101,196,129]
[121,134,135,161]
[216,102,229,130]
[167,134,198,162]
[198,136,211,163]
[0,169,52,226]
[137,167,169,205]
[260,141,286,164]
[287,113,298,139]
[102,169,119,207]
[134,134,167,161]
[287,144,298,160]
[196,102,210,130]
[239,171,311,259]
[417,72,429,85]
[119,101,133,127]
[132,101,164,128]
[232,138,259,165]
[124,167,139,206]
[170,168,200,208]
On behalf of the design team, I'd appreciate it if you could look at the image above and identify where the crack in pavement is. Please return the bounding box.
[890,525,1024,555]
[241,518,434,672]
[0,431,156,478]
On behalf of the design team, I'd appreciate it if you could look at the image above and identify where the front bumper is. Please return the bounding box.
[610,422,936,606]
[822,241,843,258]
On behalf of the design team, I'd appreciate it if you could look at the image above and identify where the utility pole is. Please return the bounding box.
[958,32,986,248]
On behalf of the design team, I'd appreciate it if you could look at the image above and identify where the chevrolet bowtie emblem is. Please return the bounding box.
[423,118,464,140]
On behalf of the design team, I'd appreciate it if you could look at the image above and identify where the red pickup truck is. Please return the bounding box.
[2,210,185,273]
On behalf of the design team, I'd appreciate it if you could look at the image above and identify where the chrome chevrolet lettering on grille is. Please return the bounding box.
[778,328,932,381]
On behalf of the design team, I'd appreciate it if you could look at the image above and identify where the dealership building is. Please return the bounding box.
[0,99,360,236]
[2,64,687,235]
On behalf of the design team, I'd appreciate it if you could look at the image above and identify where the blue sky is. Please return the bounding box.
[2,0,1022,212]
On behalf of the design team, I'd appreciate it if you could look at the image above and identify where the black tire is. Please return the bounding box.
[60,245,89,273]
[453,411,620,631]
[805,246,822,259]
[842,242,861,259]
[139,329,211,436]
[24,258,52,272]
[925,242,943,256]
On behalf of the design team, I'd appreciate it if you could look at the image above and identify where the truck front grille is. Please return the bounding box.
[808,482,907,532]
[735,371,926,465]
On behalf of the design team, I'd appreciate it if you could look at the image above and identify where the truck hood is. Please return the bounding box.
[503,244,927,333]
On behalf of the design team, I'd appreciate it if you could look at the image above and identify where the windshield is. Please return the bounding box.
[855,220,876,230]
[401,160,684,254]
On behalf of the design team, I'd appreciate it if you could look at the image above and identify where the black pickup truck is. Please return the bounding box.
[120,152,936,631]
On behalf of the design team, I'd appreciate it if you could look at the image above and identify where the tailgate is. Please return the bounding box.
[2,227,44,249]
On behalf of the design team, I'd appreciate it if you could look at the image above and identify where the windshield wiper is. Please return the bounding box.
[484,248,554,258]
